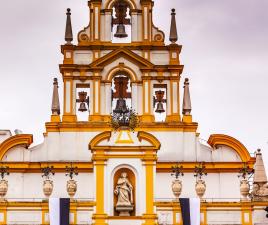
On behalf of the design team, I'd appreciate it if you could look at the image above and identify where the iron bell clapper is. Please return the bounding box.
[114,98,128,113]
[155,102,165,114]
[114,24,128,38]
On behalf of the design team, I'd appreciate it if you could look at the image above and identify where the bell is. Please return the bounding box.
[114,98,128,113]
[155,102,165,113]
[78,102,87,112]
[114,24,128,38]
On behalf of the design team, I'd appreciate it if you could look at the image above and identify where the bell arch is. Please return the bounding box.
[106,65,138,83]
[105,0,137,10]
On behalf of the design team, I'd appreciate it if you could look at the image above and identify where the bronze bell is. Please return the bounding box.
[114,24,128,38]
[114,98,128,113]
[78,102,87,112]
[155,102,165,113]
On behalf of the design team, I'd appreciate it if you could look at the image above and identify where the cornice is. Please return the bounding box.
[61,44,182,53]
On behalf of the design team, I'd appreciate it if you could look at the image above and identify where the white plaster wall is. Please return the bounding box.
[77,211,93,224]
[29,132,99,161]
[6,173,94,199]
[104,158,146,216]
[155,173,241,200]
[3,146,30,161]
[150,51,169,65]
[74,51,93,64]
[207,211,241,224]
[253,207,268,223]
[212,146,242,162]
[7,211,42,224]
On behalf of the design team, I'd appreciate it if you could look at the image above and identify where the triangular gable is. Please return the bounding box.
[89,48,154,68]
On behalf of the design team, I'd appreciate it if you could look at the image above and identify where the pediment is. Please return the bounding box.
[89,48,154,69]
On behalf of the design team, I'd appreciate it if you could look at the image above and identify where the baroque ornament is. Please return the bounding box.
[66,164,79,198]
[0,166,9,201]
[41,166,55,198]
[238,163,254,201]
[171,164,184,200]
[194,162,207,199]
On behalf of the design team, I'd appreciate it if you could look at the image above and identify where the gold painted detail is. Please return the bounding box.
[0,134,33,160]
[208,134,254,163]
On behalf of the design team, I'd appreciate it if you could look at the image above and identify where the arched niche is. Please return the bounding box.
[113,167,136,216]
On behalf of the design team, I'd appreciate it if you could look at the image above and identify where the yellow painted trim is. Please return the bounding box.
[89,48,154,69]
[0,161,93,173]
[208,134,253,162]
[115,130,134,144]
[106,63,138,82]
[105,0,137,10]
[0,134,33,160]
[156,161,255,173]
[137,131,161,150]
[45,122,198,133]
[89,131,111,150]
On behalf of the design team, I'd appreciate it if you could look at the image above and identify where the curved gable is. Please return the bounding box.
[207,134,253,162]
[0,134,33,160]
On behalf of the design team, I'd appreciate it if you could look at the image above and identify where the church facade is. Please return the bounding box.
[0,0,267,224]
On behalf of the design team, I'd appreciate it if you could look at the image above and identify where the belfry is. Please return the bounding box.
[0,0,267,224]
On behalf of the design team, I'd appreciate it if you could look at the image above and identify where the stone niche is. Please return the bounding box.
[113,168,136,216]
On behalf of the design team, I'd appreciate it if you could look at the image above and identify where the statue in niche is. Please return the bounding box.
[114,172,134,216]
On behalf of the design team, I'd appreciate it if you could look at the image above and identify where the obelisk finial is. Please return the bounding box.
[182,78,192,116]
[169,8,178,44]
[51,78,60,115]
[65,8,73,44]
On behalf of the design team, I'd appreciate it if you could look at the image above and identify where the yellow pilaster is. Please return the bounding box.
[92,160,108,225]
[0,204,7,225]
[166,78,181,122]
[142,79,154,122]
[41,203,49,225]
[241,203,252,225]
[63,78,77,122]
[90,76,102,122]
[201,205,207,225]
[142,159,157,225]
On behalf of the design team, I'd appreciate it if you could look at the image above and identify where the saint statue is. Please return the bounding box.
[114,172,133,207]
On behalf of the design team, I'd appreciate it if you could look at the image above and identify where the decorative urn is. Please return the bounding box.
[65,163,79,199]
[41,166,55,198]
[67,179,77,198]
[0,179,8,201]
[240,179,250,200]
[43,179,53,198]
[195,179,206,199]
[171,179,182,199]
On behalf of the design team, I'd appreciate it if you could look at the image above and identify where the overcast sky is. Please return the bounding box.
[0,0,267,168]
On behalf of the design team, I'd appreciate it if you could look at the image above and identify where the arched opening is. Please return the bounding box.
[113,167,136,216]
[111,73,132,113]
[111,0,132,43]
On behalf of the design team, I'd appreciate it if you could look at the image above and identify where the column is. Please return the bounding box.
[62,78,77,122]
[92,160,108,225]
[142,78,154,122]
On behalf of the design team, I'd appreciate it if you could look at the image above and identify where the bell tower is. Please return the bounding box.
[53,0,191,126]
